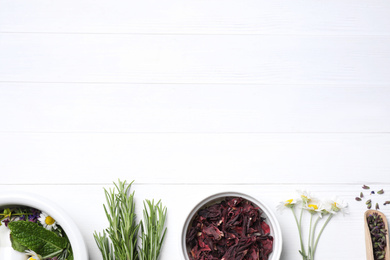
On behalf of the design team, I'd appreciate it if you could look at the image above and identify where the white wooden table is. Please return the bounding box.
[1,1,390,259]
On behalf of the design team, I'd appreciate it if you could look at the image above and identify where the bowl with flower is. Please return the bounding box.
[0,192,88,260]
[181,192,282,260]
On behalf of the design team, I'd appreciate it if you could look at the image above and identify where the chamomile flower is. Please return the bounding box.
[38,212,57,230]
[303,200,323,216]
[25,250,42,260]
[277,198,298,212]
[327,197,349,215]
[297,190,313,204]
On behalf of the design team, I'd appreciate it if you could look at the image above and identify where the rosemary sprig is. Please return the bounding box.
[138,199,167,260]
[94,180,139,260]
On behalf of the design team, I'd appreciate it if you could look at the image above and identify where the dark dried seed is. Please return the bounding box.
[366,199,372,205]
[376,203,380,210]
[384,201,390,205]
[363,185,370,189]
[355,197,362,201]
[360,192,364,198]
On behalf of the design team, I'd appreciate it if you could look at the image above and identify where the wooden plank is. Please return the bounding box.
[1,34,390,84]
[0,133,389,184]
[1,84,390,133]
[0,183,380,259]
[1,0,390,35]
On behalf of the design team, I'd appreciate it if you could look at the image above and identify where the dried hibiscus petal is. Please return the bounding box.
[186,197,274,260]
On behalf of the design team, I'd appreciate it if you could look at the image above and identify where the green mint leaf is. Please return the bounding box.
[8,221,67,258]
[10,234,29,252]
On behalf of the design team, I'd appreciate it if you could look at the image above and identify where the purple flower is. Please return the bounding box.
[2,218,10,227]
[28,208,40,223]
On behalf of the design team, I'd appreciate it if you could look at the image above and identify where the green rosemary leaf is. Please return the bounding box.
[95,180,140,260]
[138,199,167,260]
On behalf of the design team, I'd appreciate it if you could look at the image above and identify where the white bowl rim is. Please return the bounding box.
[181,191,282,260]
[0,191,89,259]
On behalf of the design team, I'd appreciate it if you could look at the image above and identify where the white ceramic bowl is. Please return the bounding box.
[182,192,282,260]
[0,192,88,259]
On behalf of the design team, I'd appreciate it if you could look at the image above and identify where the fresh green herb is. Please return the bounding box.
[139,200,167,260]
[94,180,139,260]
[9,221,67,258]
[94,180,168,260]
[1,206,72,259]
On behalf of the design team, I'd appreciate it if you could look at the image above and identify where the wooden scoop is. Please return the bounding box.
[365,210,390,260]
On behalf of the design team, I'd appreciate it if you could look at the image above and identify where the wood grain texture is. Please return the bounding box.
[1,84,389,133]
[1,0,389,259]
[1,133,389,185]
[1,0,390,35]
[1,34,390,84]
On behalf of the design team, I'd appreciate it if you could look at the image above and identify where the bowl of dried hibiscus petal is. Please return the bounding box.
[182,192,282,260]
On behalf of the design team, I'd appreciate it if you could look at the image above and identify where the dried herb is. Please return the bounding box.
[367,213,387,260]
[363,185,371,190]
[186,197,273,260]
[378,189,385,195]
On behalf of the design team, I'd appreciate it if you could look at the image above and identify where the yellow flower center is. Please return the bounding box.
[45,216,55,225]
[308,204,318,210]
[285,199,293,205]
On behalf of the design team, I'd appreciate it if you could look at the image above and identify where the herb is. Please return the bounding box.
[94,180,167,260]
[186,197,273,260]
[94,180,139,260]
[356,185,388,210]
[9,221,67,258]
[1,206,72,260]
[139,200,167,260]
[278,191,348,260]
[367,213,387,260]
